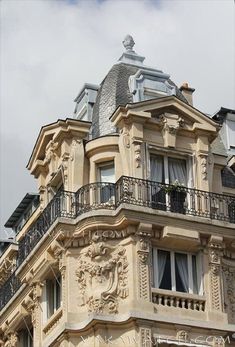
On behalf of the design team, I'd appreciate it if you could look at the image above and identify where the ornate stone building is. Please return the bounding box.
[0,36,235,347]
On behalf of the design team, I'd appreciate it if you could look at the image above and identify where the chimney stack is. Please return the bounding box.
[179,82,195,106]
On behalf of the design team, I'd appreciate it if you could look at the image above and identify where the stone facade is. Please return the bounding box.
[0,38,235,347]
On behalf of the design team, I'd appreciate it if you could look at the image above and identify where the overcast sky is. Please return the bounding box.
[0,0,234,239]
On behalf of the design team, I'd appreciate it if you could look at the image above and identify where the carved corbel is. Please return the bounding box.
[199,154,208,181]
[120,121,131,149]
[133,140,142,168]
[160,113,184,148]
[45,140,58,175]
[39,185,46,209]
[61,152,70,188]
[70,138,82,161]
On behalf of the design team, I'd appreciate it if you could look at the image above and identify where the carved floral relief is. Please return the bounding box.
[76,241,128,314]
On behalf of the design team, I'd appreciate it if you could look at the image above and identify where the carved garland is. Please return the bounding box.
[76,241,128,314]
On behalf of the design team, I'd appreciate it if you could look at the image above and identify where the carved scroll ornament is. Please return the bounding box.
[76,241,128,314]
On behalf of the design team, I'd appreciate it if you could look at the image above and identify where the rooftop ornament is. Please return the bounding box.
[122,35,135,52]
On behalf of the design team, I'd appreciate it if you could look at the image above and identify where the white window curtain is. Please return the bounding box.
[175,253,189,292]
[100,165,115,183]
[192,255,198,294]
[158,250,168,286]
[150,156,164,183]
[168,158,187,186]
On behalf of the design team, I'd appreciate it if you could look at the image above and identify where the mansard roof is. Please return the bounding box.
[91,62,188,139]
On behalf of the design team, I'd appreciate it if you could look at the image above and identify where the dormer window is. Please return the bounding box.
[129,69,176,103]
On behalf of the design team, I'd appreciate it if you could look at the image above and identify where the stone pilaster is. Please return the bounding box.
[136,224,152,301]
[30,282,44,347]
[207,236,224,312]
[139,326,152,347]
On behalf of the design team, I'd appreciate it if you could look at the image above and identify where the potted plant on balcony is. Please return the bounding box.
[164,180,187,214]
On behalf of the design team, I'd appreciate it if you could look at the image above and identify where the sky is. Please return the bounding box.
[0,0,234,239]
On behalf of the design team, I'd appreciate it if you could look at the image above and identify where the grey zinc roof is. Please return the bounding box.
[92,63,138,138]
[91,62,189,138]
[211,133,227,157]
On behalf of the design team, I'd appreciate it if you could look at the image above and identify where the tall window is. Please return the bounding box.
[18,328,33,347]
[46,275,61,319]
[150,155,189,213]
[150,155,187,186]
[99,162,115,203]
[153,249,201,295]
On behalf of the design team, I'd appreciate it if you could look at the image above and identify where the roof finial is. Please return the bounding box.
[123,35,135,52]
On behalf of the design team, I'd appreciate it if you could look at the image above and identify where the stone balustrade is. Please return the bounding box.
[152,288,206,311]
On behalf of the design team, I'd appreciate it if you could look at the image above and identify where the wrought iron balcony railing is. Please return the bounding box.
[1,176,235,311]
[0,270,21,311]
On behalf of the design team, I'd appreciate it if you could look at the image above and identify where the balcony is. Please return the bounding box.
[1,176,235,311]
[152,288,206,312]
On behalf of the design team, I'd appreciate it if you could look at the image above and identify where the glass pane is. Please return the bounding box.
[55,276,61,310]
[168,158,187,186]
[100,164,115,183]
[46,279,54,318]
[150,155,164,183]
[175,253,188,292]
[192,255,198,294]
[158,250,171,290]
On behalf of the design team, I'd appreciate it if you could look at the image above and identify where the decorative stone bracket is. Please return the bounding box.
[160,113,184,148]
[133,140,143,168]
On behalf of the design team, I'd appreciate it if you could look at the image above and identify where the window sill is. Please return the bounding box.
[43,307,63,335]
[152,288,206,311]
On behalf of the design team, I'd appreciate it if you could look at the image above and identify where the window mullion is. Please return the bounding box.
[171,251,176,291]
[188,254,193,294]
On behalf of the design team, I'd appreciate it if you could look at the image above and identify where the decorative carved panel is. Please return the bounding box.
[76,241,128,314]
[223,264,235,323]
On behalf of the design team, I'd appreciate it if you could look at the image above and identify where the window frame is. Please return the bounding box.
[44,274,62,320]
[149,152,192,187]
[98,160,115,183]
[152,247,203,295]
